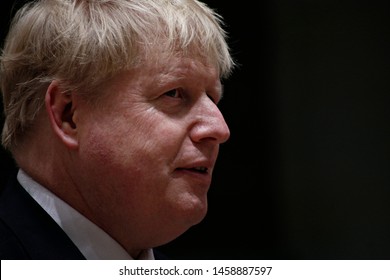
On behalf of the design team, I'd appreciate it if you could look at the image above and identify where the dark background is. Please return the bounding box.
[1,1,390,259]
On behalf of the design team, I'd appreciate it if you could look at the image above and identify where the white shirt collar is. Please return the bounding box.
[17,169,154,260]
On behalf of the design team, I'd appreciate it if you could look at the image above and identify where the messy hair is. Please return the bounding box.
[0,0,234,150]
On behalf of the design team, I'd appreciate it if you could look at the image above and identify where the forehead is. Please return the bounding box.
[124,53,222,91]
[96,54,222,101]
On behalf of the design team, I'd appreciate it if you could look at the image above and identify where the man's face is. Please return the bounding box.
[72,55,230,252]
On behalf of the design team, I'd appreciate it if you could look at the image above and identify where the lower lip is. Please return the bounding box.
[174,168,212,186]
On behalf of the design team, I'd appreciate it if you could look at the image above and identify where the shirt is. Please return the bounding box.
[17,169,154,260]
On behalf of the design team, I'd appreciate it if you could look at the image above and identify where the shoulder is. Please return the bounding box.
[0,171,85,259]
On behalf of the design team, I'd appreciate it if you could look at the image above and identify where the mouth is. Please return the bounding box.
[177,166,209,174]
[173,164,213,188]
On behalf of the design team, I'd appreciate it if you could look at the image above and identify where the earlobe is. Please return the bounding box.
[45,80,79,149]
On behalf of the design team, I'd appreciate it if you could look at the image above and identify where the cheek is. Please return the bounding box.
[76,130,154,221]
[78,111,197,195]
[77,116,136,184]
[77,114,173,190]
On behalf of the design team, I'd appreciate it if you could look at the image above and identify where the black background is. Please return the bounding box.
[1,0,390,259]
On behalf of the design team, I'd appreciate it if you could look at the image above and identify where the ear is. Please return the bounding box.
[45,80,79,149]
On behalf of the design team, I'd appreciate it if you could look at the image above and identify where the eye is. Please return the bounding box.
[207,94,216,104]
[164,88,182,99]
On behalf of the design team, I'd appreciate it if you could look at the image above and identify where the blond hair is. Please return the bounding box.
[0,0,234,150]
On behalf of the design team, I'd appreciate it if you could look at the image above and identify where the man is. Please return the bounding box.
[0,0,234,259]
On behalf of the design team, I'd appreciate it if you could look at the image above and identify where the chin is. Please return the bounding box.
[180,196,208,226]
[161,210,207,246]
[150,201,207,248]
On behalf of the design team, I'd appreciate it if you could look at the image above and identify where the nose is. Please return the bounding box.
[189,96,230,144]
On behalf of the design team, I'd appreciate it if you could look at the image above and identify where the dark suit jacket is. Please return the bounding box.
[0,171,167,260]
